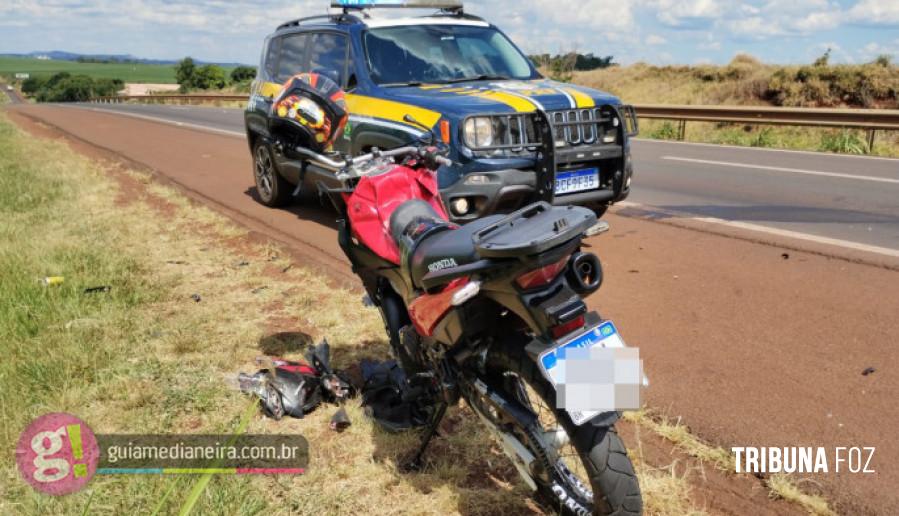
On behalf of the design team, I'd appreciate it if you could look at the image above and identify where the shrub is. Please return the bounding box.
[27,73,124,102]
[692,66,720,82]
[723,54,762,80]
[765,63,898,107]
[820,130,866,154]
[813,49,831,67]
[750,127,775,147]
[194,65,226,90]
[21,76,48,95]
[175,58,227,91]
[229,65,257,84]
[650,121,679,140]
[175,57,196,92]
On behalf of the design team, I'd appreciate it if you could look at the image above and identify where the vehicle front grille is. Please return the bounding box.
[463,105,624,155]
[548,107,621,147]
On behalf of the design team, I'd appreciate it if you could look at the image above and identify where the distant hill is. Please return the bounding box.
[0,50,246,67]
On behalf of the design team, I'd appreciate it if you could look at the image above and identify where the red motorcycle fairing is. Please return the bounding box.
[407,276,469,336]
[344,164,448,264]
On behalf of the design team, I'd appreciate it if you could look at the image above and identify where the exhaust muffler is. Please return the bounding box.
[567,252,602,295]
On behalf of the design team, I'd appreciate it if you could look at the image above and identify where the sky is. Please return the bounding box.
[0,0,897,66]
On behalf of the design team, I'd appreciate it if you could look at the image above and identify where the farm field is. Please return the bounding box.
[0,56,184,83]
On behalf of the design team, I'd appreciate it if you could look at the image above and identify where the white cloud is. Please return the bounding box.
[727,16,787,37]
[791,10,841,31]
[858,39,899,61]
[0,0,897,66]
[723,0,847,38]
[699,39,722,50]
[739,3,760,15]
[0,0,316,35]
[847,0,899,25]
[466,0,636,54]
[647,0,727,28]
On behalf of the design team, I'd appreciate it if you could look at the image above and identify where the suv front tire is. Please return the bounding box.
[253,141,292,207]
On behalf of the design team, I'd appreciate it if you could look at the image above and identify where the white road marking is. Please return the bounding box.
[60,104,245,138]
[662,155,899,184]
[617,201,899,258]
[634,137,899,163]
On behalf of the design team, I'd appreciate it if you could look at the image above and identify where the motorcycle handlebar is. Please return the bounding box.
[294,147,346,170]
[434,155,453,167]
[297,144,452,180]
[350,146,419,166]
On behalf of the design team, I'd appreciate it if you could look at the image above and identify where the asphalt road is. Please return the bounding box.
[0,82,24,104]
[68,102,899,256]
[8,102,899,513]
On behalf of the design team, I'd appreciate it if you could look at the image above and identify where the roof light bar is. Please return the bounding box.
[331,0,463,8]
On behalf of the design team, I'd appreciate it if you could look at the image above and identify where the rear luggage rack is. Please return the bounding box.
[471,202,595,258]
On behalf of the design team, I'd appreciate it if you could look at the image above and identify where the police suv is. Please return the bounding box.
[244,0,637,221]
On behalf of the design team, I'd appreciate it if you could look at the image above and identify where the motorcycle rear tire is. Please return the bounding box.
[487,342,642,515]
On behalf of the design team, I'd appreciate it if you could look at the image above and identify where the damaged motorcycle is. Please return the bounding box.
[264,73,644,515]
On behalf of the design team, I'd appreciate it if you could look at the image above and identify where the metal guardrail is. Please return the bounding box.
[92,95,899,149]
[634,104,899,129]
[93,94,247,103]
[634,104,899,149]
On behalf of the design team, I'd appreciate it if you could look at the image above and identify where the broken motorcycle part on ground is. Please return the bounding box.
[237,339,354,422]
[360,359,436,433]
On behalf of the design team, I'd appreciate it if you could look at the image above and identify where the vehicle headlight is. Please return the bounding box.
[463,117,493,148]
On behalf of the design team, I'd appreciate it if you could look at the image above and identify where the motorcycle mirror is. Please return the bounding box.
[585,221,611,237]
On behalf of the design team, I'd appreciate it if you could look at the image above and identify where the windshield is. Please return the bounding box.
[363,25,538,86]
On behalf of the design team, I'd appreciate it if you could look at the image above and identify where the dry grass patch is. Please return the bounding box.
[767,475,836,516]
[624,410,835,515]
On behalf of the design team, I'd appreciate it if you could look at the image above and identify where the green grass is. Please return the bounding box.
[0,114,271,514]
[0,56,180,83]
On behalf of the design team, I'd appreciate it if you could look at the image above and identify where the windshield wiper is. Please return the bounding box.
[379,81,424,88]
[443,74,511,84]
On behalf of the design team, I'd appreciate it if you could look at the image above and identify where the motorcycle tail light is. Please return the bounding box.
[551,314,585,339]
[515,255,569,289]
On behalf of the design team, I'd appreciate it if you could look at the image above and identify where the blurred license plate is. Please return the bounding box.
[538,321,627,425]
[554,167,599,195]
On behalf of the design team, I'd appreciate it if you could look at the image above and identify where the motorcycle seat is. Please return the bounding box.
[389,199,503,289]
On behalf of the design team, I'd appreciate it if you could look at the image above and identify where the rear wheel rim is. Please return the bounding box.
[511,373,594,505]
[254,145,274,201]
